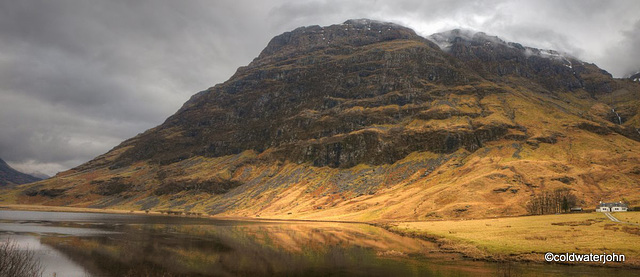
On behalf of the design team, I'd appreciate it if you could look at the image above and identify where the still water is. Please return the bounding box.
[0,210,637,276]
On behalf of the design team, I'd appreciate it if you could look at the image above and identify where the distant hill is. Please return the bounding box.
[0,158,42,186]
[29,172,50,180]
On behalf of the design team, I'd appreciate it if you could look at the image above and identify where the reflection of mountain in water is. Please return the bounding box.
[4,212,636,277]
[41,222,468,276]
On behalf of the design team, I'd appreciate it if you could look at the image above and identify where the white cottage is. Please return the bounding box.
[595,201,628,212]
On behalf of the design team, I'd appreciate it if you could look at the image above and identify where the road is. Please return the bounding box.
[604,212,640,226]
[604,212,621,222]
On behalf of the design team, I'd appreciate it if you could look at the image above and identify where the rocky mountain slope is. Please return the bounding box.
[7,19,640,221]
[0,158,42,186]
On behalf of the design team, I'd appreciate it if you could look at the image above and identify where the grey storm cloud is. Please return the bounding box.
[1,0,638,176]
[600,19,640,77]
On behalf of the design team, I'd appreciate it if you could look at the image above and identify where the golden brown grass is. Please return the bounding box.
[4,83,640,224]
[613,212,640,225]
[392,212,640,266]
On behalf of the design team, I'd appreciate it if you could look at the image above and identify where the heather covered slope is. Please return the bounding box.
[7,20,640,221]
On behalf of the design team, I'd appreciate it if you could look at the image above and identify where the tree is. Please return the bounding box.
[526,188,579,215]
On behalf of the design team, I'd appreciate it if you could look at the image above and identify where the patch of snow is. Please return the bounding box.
[539,49,561,57]
[563,62,573,69]
[427,28,583,68]
[427,29,510,52]
[532,49,575,67]
[562,57,573,68]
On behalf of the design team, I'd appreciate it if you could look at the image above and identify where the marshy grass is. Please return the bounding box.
[0,238,43,277]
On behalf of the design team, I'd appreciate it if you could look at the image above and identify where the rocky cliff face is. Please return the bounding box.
[95,19,486,169]
[0,158,41,186]
[10,20,640,221]
[429,29,614,94]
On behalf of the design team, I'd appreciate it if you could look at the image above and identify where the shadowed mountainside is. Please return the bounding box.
[6,19,640,221]
[0,158,42,187]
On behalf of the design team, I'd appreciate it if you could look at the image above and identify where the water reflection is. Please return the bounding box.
[2,235,89,277]
[1,210,639,277]
[41,223,464,277]
[0,222,118,236]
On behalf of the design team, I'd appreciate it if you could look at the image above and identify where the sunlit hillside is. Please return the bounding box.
[5,19,640,222]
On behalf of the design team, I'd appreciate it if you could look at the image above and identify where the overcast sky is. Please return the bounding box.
[1,0,639,176]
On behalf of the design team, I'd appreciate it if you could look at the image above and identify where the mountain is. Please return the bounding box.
[28,171,50,180]
[0,158,42,186]
[8,19,640,221]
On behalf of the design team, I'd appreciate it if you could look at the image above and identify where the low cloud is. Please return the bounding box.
[599,19,640,77]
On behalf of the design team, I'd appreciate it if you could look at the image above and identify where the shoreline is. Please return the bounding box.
[0,204,367,224]
[2,204,639,269]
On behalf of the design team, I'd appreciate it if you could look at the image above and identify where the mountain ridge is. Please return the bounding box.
[0,158,42,186]
[6,19,640,221]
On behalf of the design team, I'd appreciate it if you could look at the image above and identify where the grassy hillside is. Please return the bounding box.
[3,20,640,221]
[6,79,640,221]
